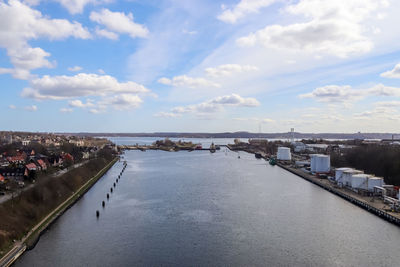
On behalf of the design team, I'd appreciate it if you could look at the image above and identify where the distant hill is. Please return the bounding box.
[65,132,400,140]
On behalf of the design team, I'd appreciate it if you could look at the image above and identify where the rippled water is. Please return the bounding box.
[16,140,400,266]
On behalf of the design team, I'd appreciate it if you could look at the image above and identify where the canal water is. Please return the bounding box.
[16,139,400,266]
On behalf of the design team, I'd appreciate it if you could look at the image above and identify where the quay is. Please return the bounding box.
[276,162,400,226]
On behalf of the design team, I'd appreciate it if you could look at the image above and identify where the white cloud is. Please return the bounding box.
[158,75,220,88]
[68,66,83,72]
[69,99,94,108]
[205,64,258,77]
[209,93,260,107]
[233,117,275,123]
[300,84,400,103]
[380,63,400,78]
[218,0,278,24]
[21,73,150,100]
[165,94,260,117]
[55,0,112,14]
[8,105,16,109]
[0,0,91,79]
[154,112,182,118]
[24,105,37,111]
[95,27,119,40]
[90,8,148,39]
[89,108,102,114]
[237,0,387,57]
[60,107,73,113]
[299,85,362,102]
[374,101,400,107]
[353,106,398,119]
[98,69,105,74]
[182,29,197,35]
[100,94,143,110]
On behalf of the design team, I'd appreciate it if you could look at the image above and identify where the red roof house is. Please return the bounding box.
[26,163,37,171]
[37,159,47,170]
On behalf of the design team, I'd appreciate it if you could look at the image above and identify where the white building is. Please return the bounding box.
[22,140,30,146]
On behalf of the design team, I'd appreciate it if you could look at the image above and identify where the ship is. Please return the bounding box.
[210,142,216,153]
[269,157,276,166]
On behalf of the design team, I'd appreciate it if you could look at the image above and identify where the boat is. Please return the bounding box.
[210,142,216,153]
[269,157,276,166]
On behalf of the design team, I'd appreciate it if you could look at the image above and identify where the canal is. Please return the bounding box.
[16,143,400,266]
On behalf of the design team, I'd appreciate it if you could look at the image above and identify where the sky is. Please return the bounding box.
[2,0,400,133]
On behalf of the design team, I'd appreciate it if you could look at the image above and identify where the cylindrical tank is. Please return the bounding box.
[342,169,363,186]
[277,147,291,161]
[310,154,330,173]
[367,177,384,191]
[351,174,373,190]
[335,167,352,182]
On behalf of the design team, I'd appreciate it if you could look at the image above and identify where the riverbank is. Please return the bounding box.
[276,162,400,226]
[0,157,118,267]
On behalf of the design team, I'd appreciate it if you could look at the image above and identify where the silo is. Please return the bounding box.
[342,169,363,186]
[310,154,319,172]
[316,155,330,173]
[351,174,373,190]
[277,147,291,161]
[367,177,384,191]
[310,154,330,173]
[335,167,352,182]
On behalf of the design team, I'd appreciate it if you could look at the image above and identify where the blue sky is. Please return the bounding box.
[2,0,400,133]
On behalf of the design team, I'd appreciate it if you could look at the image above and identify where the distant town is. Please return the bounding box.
[0,131,116,201]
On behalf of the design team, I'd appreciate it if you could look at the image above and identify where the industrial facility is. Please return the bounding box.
[277,147,291,161]
[310,154,330,173]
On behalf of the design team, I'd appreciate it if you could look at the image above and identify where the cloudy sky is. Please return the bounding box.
[2,0,400,133]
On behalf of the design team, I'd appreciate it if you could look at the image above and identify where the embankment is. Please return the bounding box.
[0,156,118,260]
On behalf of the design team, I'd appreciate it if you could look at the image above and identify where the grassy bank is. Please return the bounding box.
[0,156,117,256]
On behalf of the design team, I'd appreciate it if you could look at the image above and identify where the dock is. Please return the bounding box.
[277,163,400,226]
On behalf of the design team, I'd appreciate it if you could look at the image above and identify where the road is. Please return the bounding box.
[0,161,88,204]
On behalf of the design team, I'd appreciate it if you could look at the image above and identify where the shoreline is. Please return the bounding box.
[275,162,400,226]
[0,157,119,267]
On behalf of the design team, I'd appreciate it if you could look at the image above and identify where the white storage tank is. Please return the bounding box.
[335,167,352,183]
[351,174,374,190]
[367,177,384,191]
[310,154,331,173]
[277,147,291,161]
[342,169,363,186]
